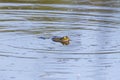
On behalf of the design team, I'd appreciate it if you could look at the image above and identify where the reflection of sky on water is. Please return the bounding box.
[0,0,120,80]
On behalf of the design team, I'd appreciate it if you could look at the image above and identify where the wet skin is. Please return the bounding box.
[52,36,70,45]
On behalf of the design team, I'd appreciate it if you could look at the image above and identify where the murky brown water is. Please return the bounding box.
[0,0,120,80]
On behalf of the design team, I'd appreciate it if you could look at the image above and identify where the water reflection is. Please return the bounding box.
[91,55,108,80]
[0,0,120,80]
[60,41,70,45]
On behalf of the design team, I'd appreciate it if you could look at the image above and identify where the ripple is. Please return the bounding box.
[0,53,38,59]
[0,1,120,80]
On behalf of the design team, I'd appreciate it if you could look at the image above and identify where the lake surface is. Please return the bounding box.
[0,0,120,80]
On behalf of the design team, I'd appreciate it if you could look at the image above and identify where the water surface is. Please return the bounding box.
[0,0,120,80]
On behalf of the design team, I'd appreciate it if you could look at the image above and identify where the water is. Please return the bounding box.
[0,0,120,80]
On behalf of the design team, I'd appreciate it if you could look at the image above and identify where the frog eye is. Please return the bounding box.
[63,36,67,39]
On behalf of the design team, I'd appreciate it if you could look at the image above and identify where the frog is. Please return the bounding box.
[39,36,70,45]
[52,36,70,45]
